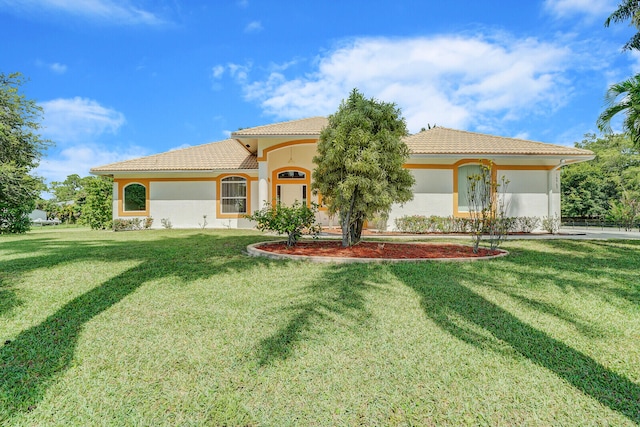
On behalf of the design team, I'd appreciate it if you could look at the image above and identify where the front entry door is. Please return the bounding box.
[276,184,307,206]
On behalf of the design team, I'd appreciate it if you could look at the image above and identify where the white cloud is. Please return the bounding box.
[212,65,225,79]
[168,143,192,151]
[35,60,68,74]
[49,62,67,74]
[36,144,148,183]
[239,35,577,133]
[0,0,165,25]
[40,97,126,143]
[543,0,616,19]
[244,20,262,33]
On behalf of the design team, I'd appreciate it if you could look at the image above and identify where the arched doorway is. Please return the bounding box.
[272,167,310,206]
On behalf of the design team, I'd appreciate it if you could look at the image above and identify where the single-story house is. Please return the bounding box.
[90,117,594,229]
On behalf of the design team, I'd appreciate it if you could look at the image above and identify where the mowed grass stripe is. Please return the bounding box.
[1,228,638,426]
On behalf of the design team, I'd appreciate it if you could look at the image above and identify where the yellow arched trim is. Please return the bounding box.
[257,139,317,161]
[271,166,312,207]
[216,173,254,219]
[116,179,150,217]
[404,160,556,217]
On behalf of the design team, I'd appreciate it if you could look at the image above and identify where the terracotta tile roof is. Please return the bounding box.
[232,116,328,137]
[403,127,594,157]
[90,139,257,173]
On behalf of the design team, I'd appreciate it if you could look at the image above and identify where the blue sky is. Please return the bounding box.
[1,0,637,185]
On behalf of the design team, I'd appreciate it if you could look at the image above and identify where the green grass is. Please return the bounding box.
[1,228,639,426]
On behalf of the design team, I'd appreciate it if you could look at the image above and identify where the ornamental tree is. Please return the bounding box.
[0,72,51,234]
[312,89,415,247]
[81,176,114,230]
[246,201,321,247]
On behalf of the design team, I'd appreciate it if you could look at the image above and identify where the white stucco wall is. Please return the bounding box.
[149,181,216,228]
[499,169,553,218]
[388,169,454,230]
[112,176,260,229]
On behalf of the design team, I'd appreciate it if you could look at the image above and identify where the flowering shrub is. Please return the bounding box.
[246,201,321,247]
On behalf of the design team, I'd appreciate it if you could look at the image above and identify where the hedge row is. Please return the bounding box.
[394,215,542,234]
[113,217,154,231]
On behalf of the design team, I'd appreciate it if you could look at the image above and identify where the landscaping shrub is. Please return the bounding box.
[515,216,541,233]
[542,215,561,234]
[246,201,321,247]
[113,217,154,231]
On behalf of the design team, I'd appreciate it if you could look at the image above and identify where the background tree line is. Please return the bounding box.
[37,174,113,229]
[561,133,640,227]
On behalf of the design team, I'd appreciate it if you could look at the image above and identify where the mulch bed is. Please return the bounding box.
[256,241,502,259]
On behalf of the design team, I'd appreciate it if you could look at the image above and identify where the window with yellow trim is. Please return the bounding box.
[457,164,483,212]
[123,183,147,212]
[221,176,247,214]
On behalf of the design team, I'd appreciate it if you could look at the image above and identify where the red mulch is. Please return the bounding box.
[257,241,502,259]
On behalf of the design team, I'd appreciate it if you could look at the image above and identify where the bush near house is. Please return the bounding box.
[395,215,547,234]
[245,201,321,247]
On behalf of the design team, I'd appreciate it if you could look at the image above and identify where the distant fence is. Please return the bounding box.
[562,217,640,231]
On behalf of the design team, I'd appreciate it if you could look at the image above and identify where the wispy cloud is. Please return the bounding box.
[40,97,126,143]
[49,62,67,74]
[543,0,616,20]
[236,34,585,134]
[35,60,68,74]
[244,20,262,33]
[36,144,148,183]
[0,0,166,25]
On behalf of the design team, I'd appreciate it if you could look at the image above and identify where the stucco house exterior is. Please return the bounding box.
[90,116,594,230]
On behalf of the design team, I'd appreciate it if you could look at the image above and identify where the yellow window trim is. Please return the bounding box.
[116,179,150,217]
[216,173,254,219]
[271,166,312,207]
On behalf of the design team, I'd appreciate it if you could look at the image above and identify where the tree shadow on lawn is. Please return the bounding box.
[390,240,640,424]
[0,281,21,318]
[0,232,277,421]
[500,239,640,307]
[254,263,384,367]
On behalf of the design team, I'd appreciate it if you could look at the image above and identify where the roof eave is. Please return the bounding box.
[409,153,594,159]
[232,133,321,139]
[89,167,258,175]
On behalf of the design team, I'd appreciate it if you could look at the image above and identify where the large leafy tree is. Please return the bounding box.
[50,174,91,203]
[0,72,50,234]
[81,176,113,230]
[562,133,640,218]
[312,88,415,247]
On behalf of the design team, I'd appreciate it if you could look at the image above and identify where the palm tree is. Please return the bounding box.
[597,74,640,147]
[605,0,640,51]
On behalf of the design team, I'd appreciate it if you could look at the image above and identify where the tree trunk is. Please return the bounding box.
[341,192,358,247]
[341,211,351,247]
[350,217,364,245]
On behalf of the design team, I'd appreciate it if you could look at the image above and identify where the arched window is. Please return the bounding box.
[221,176,247,214]
[457,164,483,212]
[277,170,306,179]
[123,183,146,212]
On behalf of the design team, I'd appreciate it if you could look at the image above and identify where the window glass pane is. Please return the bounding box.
[222,182,246,198]
[124,183,146,211]
[221,177,247,213]
[221,198,246,213]
[458,165,482,212]
[277,171,306,179]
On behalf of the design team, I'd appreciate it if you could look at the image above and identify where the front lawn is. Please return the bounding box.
[1,228,638,426]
